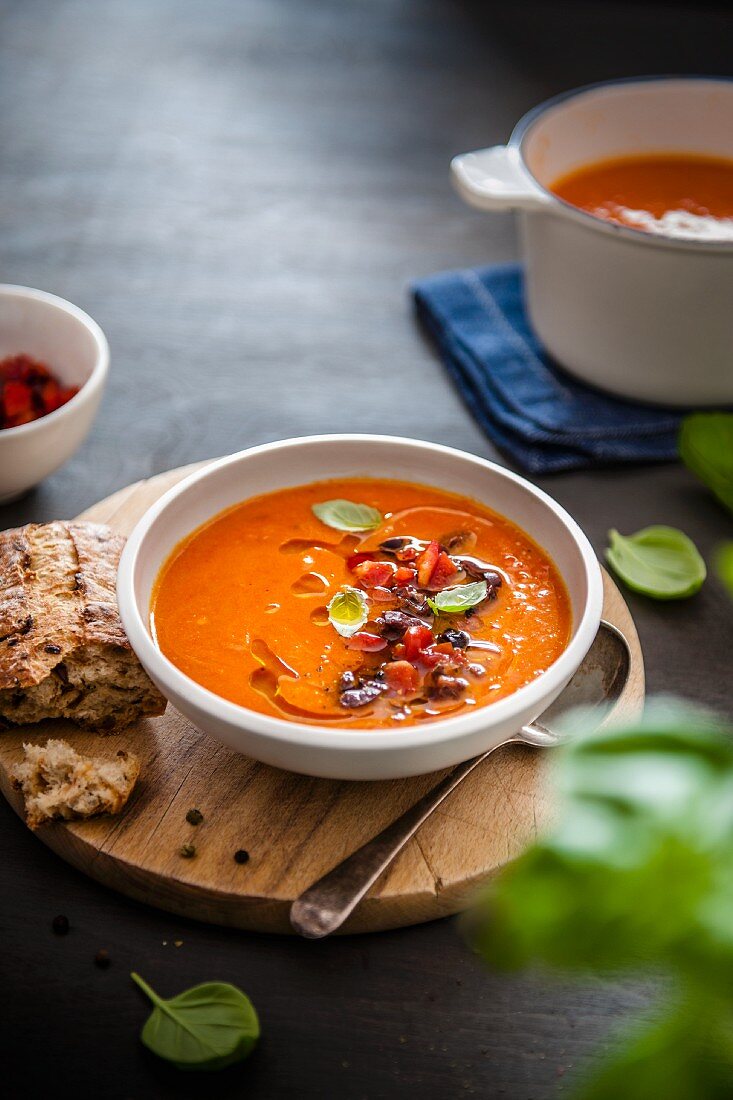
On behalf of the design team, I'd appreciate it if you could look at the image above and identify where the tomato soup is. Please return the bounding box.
[551,154,733,240]
[150,479,571,729]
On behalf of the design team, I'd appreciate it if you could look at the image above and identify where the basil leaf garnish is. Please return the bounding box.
[428,580,488,614]
[680,412,733,516]
[131,972,259,1071]
[606,526,706,600]
[312,499,382,532]
[327,586,369,637]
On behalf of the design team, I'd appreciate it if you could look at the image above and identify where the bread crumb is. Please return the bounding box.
[11,738,139,829]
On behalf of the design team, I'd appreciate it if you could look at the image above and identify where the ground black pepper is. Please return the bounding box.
[180,843,196,858]
[94,949,111,969]
[234,849,250,865]
[52,914,69,935]
[185,808,204,826]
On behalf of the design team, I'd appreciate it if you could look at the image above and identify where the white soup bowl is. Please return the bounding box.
[117,435,603,780]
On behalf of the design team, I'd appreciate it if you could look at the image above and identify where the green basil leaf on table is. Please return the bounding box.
[327,586,369,637]
[131,972,259,1071]
[679,412,733,516]
[428,580,488,615]
[716,542,733,598]
[606,526,706,599]
[312,499,382,532]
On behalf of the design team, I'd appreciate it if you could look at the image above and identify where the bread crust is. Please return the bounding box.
[0,521,166,728]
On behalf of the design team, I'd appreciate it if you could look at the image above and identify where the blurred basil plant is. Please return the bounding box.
[469,700,733,1099]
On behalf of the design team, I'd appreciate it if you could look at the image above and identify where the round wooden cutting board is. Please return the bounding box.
[0,464,644,934]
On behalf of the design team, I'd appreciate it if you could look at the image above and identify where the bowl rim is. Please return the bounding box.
[511,75,733,253]
[0,283,110,439]
[117,434,604,752]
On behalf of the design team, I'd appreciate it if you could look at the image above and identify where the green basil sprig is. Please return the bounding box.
[606,526,706,600]
[312,499,382,532]
[680,412,733,515]
[131,972,259,1071]
[428,580,487,615]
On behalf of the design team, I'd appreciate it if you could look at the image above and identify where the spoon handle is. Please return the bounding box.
[290,742,513,939]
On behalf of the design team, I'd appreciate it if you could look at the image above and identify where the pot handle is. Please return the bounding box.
[451,145,551,212]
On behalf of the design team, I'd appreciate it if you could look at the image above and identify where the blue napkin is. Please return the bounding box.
[412,263,684,473]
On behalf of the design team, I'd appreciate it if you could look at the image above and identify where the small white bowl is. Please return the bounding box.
[117,435,603,780]
[0,285,109,503]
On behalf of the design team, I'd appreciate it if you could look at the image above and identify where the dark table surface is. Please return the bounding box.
[1,1,732,1096]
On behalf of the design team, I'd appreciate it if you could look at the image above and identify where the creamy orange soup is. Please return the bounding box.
[150,479,572,728]
[551,153,733,240]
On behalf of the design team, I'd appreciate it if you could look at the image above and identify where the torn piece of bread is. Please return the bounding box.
[11,738,140,829]
[0,521,166,730]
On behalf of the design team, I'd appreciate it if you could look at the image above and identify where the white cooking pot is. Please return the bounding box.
[451,77,733,406]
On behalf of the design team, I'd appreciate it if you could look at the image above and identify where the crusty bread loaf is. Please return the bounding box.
[0,521,166,729]
[11,738,140,829]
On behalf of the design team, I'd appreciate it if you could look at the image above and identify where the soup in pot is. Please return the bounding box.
[550,153,733,241]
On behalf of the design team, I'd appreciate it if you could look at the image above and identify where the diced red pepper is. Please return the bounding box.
[393,565,417,586]
[0,354,78,429]
[403,623,434,661]
[2,380,32,419]
[418,641,460,668]
[416,540,440,588]
[37,377,60,405]
[346,632,388,652]
[370,585,396,602]
[347,551,375,571]
[353,560,396,589]
[428,551,459,590]
[391,643,406,659]
[418,648,443,668]
[383,660,420,695]
[53,387,78,411]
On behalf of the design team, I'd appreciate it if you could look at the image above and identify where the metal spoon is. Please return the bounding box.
[290,621,631,939]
